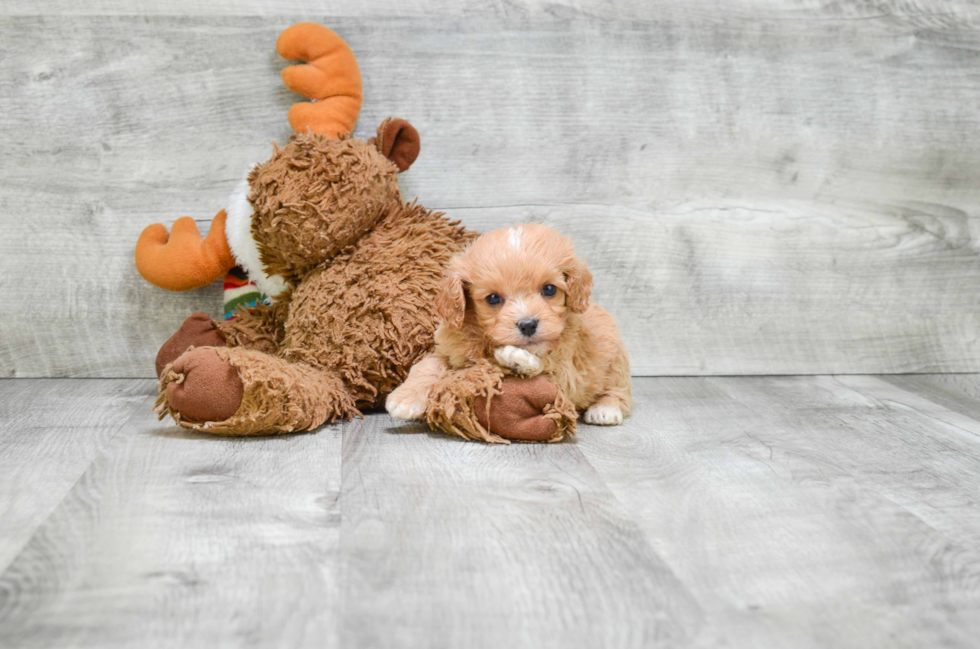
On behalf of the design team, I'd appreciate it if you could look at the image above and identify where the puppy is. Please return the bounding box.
[387,223,631,428]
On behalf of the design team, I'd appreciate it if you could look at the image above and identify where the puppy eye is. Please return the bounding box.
[485,293,503,306]
[541,284,557,297]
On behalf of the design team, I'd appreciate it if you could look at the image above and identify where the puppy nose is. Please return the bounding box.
[517,318,538,338]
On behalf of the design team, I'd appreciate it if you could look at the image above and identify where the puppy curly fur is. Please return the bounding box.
[389,223,631,436]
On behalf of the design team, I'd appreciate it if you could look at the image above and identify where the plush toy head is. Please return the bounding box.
[221,118,420,296]
[135,24,421,294]
[237,120,420,288]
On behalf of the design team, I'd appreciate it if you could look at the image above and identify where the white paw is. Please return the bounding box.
[494,345,542,376]
[584,403,623,426]
[386,389,427,420]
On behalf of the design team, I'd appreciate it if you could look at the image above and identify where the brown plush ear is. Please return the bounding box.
[563,255,593,314]
[435,270,466,328]
[372,117,420,172]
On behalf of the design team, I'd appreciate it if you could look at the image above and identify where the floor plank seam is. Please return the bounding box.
[0,393,157,578]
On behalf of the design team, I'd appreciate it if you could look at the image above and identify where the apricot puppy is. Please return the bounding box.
[387,223,631,430]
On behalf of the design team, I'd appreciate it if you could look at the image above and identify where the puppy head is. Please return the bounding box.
[436,224,593,353]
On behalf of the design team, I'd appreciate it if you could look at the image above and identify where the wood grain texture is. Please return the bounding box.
[0,387,345,649]
[4,376,980,646]
[577,376,980,648]
[852,373,980,436]
[2,9,980,376]
[713,375,980,547]
[462,203,980,375]
[339,416,703,649]
[0,379,153,572]
[4,0,980,24]
[882,373,980,419]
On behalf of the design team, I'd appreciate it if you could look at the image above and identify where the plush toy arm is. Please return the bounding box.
[423,359,507,443]
[424,360,577,444]
[135,210,235,291]
[474,376,577,443]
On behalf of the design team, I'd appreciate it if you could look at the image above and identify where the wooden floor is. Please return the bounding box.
[0,375,978,648]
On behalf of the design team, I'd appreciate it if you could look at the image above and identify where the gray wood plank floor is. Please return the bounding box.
[2,376,980,647]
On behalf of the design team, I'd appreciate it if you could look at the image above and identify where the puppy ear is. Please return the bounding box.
[435,270,467,328]
[563,255,593,314]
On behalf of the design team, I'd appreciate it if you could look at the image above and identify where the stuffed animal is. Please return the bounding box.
[135,23,575,443]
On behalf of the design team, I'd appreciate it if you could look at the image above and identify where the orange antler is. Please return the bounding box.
[277,23,363,137]
[135,211,235,291]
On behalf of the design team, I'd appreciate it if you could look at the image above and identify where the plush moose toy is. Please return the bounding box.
[135,23,575,443]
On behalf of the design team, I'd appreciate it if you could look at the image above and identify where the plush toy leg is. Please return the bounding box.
[424,361,577,444]
[215,300,286,356]
[156,304,286,378]
[157,346,243,422]
[156,346,357,435]
[155,312,227,378]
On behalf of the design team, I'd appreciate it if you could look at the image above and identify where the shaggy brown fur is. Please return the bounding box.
[155,122,571,441]
[249,135,402,285]
[394,355,577,443]
[157,345,356,435]
[218,298,289,355]
[275,199,475,406]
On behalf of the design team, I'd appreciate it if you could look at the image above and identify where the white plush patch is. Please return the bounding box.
[385,388,427,420]
[225,170,289,299]
[507,226,523,250]
[584,403,624,426]
[494,345,542,376]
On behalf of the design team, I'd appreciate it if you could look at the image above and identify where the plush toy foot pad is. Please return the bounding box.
[156,312,227,378]
[164,347,244,424]
[474,375,566,442]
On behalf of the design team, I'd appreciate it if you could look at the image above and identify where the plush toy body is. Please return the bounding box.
[154,136,475,434]
[137,24,573,442]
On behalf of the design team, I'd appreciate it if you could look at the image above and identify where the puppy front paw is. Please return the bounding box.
[494,345,542,377]
[584,403,623,426]
[386,387,427,420]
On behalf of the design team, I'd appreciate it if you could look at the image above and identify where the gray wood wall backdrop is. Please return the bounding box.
[1,1,979,378]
